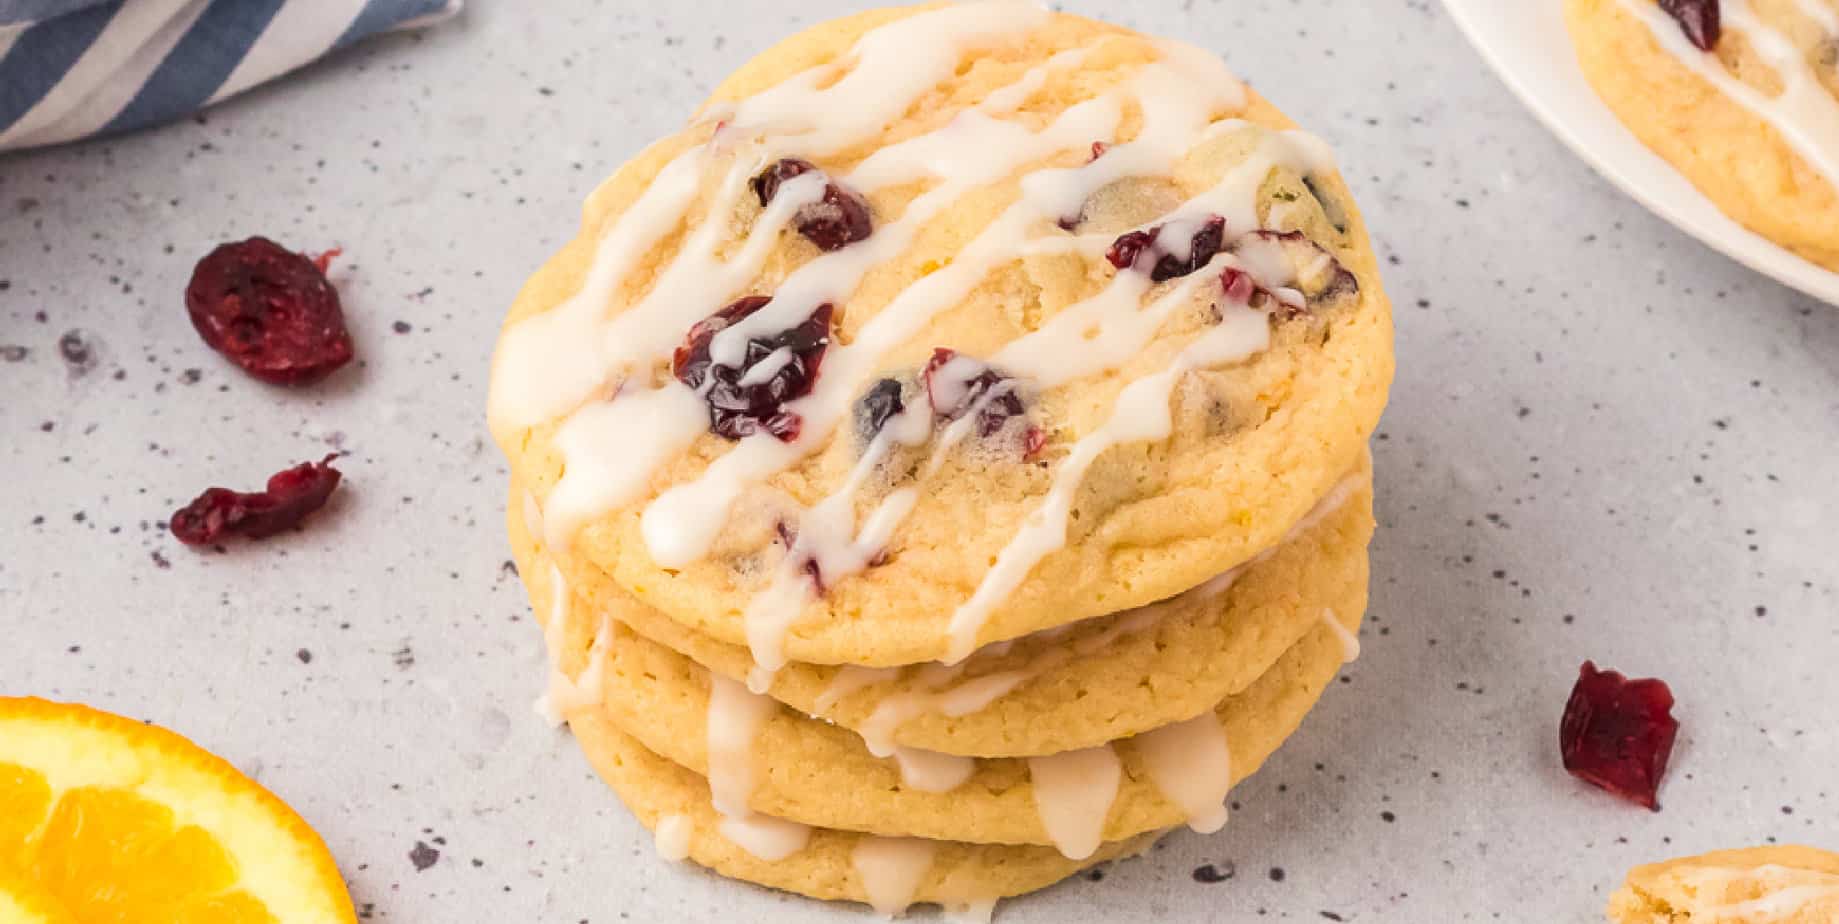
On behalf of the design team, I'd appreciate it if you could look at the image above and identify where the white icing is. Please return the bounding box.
[1616,0,1839,188]
[653,813,693,862]
[814,665,901,715]
[850,836,937,916]
[890,746,977,793]
[704,673,814,860]
[727,1,1052,158]
[1795,0,1839,35]
[486,147,705,436]
[1321,608,1361,663]
[533,568,611,727]
[705,674,775,816]
[1026,745,1122,860]
[716,812,812,861]
[544,381,709,549]
[858,670,1030,758]
[1133,713,1232,834]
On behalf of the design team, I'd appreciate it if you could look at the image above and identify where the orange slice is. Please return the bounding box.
[0,697,356,923]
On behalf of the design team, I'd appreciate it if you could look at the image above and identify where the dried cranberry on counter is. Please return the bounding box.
[185,237,354,386]
[170,455,344,546]
[1559,661,1680,811]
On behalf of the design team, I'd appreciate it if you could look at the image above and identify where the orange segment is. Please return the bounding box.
[0,697,355,924]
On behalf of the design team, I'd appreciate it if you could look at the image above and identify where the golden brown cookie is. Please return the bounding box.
[489,2,1394,669]
[1607,845,1839,923]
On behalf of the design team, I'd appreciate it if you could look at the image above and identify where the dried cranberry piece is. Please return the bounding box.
[923,349,1044,459]
[855,377,907,441]
[170,455,343,546]
[185,237,354,386]
[673,296,833,442]
[1106,216,1226,282]
[1222,229,1360,319]
[1660,0,1720,51]
[1559,661,1679,811]
[752,158,873,251]
[773,520,827,593]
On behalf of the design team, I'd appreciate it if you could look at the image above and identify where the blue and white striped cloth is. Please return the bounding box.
[0,0,459,152]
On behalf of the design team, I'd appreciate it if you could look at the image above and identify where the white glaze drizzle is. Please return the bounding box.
[1026,745,1122,860]
[815,665,902,715]
[716,813,812,862]
[533,567,611,727]
[705,674,774,815]
[1321,608,1361,663]
[1132,713,1232,834]
[850,836,938,916]
[705,673,814,860]
[889,746,978,793]
[1616,0,1839,188]
[1795,0,1839,36]
[653,814,693,862]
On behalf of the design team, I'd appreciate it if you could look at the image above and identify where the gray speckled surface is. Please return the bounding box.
[2,2,1836,921]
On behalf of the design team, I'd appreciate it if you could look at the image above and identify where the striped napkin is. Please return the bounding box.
[0,0,460,152]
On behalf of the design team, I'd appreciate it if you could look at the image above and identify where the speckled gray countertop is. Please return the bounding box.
[3,2,1835,921]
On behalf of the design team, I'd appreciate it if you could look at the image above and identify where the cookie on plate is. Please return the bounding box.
[1607,845,1839,923]
[1565,0,1839,270]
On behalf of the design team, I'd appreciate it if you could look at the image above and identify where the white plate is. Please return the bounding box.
[1440,0,1839,305]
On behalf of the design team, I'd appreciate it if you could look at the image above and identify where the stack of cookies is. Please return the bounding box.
[489,2,1393,916]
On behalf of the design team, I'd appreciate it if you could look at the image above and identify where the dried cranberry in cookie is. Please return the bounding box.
[1227,230,1359,317]
[184,237,354,386]
[1559,661,1679,810]
[673,297,834,442]
[752,158,873,251]
[170,455,343,545]
[853,377,909,442]
[1659,0,1719,51]
[1106,216,1227,282]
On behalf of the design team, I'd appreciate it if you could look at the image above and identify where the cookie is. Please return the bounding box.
[514,519,1357,849]
[488,2,1394,672]
[1565,0,1839,270]
[1607,845,1839,923]
[508,452,1372,757]
[570,710,1163,916]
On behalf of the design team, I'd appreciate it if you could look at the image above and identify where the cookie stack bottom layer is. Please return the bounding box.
[507,464,1373,914]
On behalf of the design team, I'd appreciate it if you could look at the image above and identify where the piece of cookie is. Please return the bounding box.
[1607,845,1839,923]
[1565,0,1839,270]
[488,2,1394,670]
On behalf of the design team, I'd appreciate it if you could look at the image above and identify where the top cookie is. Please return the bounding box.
[489,2,1393,668]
